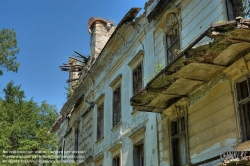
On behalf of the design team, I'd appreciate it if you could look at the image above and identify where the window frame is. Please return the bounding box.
[132,62,143,95]
[226,0,248,20]
[165,13,180,65]
[112,154,121,166]
[113,86,121,127]
[97,102,104,140]
[169,116,187,166]
[236,75,250,142]
[74,128,79,162]
[133,141,144,166]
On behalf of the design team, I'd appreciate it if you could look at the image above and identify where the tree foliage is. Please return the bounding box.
[0,28,20,75]
[0,81,59,165]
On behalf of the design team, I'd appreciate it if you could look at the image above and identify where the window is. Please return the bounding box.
[133,63,143,95]
[226,0,249,20]
[236,75,250,142]
[133,143,144,166]
[112,154,120,166]
[74,128,79,162]
[113,86,121,127]
[58,146,62,160]
[165,13,180,65]
[97,103,104,140]
[170,117,187,165]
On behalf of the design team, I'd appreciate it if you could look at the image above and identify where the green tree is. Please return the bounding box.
[0,81,58,165]
[0,28,20,75]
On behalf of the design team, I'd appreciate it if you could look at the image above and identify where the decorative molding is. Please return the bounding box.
[128,50,144,68]
[129,126,146,142]
[93,153,104,163]
[95,137,104,145]
[224,55,250,81]
[162,97,188,121]
[95,93,105,104]
[109,74,122,88]
[111,122,122,132]
[108,142,122,154]
[158,8,180,29]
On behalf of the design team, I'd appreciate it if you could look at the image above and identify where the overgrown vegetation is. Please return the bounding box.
[0,28,68,165]
[143,63,164,83]
[0,81,59,165]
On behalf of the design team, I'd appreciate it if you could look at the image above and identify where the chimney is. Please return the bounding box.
[88,17,115,63]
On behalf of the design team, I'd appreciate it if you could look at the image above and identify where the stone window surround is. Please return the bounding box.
[109,74,122,128]
[95,93,105,142]
[109,142,122,166]
[235,74,250,143]
[162,97,190,165]
[128,50,144,113]
[129,126,146,166]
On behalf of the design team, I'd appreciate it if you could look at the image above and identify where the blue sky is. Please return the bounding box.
[0,0,146,111]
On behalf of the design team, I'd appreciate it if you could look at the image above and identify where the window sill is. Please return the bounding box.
[131,109,139,116]
[111,122,122,132]
[95,137,104,145]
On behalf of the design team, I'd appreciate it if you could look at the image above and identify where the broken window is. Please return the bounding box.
[165,13,180,65]
[112,154,120,166]
[226,0,250,20]
[113,86,121,127]
[97,103,104,140]
[133,63,143,95]
[133,143,144,166]
[236,75,250,142]
[170,116,187,165]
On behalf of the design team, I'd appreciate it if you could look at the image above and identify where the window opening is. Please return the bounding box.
[113,86,121,126]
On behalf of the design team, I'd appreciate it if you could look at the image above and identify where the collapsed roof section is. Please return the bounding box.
[51,8,143,132]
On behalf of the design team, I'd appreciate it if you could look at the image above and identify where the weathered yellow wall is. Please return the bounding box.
[188,80,238,163]
[157,114,170,166]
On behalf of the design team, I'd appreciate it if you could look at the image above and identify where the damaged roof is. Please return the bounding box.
[130,18,250,113]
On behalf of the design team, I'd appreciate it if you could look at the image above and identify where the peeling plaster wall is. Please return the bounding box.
[54,0,243,165]
[188,80,238,164]
[157,114,171,166]
[87,12,159,166]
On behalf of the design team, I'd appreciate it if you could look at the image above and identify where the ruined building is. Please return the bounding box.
[51,0,250,165]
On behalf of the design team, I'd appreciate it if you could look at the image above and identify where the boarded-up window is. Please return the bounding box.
[113,154,120,166]
[133,143,144,166]
[113,86,121,126]
[236,76,250,142]
[97,103,104,140]
[170,117,187,165]
[133,63,143,95]
[166,14,180,65]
